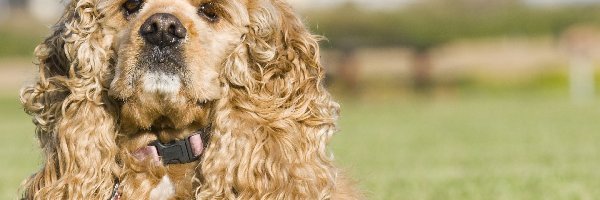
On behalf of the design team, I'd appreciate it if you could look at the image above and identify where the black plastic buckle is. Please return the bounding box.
[150,135,199,165]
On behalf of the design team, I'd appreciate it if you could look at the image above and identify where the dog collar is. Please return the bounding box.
[133,132,204,165]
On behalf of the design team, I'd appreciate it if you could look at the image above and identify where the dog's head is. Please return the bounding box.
[104,0,252,140]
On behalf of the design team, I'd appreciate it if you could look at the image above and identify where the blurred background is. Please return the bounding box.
[2,0,600,199]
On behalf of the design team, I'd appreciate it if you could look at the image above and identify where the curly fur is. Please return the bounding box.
[20,0,361,199]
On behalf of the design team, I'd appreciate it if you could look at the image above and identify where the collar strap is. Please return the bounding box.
[134,133,204,165]
[109,180,121,200]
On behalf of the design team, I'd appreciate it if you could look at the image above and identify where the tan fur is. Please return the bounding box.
[20,0,362,199]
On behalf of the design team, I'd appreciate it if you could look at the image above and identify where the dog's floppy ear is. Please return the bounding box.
[20,1,119,199]
[199,0,343,198]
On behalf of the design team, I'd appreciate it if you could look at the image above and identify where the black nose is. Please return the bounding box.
[140,13,187,47]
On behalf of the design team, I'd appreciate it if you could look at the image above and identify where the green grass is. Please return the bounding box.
[333,92,600,200]
[0,96,38,200]
[2,92,600,199]
[0,31,43,58]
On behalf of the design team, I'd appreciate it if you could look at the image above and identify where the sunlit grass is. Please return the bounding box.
[0,96,38,200]
[333,92,600,200]
[0,31,43,58]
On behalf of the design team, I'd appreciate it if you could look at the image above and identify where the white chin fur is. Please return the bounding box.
[142,72,181,95]
[150,176,175,200]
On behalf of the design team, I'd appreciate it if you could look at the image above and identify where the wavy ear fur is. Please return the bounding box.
[20,0,118,199]
[198,0,348,199]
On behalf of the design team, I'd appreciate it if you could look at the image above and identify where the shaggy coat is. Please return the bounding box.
[20,0,360,199]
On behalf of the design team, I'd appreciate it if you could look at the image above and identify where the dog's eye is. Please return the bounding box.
[198,3,219,23]
[123,0,144,16]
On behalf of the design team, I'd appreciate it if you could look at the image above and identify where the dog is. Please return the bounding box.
[20,0,360,199]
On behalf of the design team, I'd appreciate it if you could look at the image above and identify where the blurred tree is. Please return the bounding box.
[0,0,9,23]
[8,0,26,8]
[306,0,600,92]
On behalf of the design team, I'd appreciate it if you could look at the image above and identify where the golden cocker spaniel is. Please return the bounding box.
[20,0,360,199]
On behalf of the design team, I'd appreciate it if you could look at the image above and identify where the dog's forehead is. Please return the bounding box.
[96,0,250,19]
[95,0,251,28]
[98,0,247,6]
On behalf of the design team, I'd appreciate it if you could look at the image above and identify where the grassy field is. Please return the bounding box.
[333,92,600,200]
[1,91,600,199]
[0,95,38,200]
